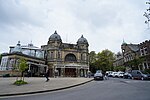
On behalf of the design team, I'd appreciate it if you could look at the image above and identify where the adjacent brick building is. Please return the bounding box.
[120,40,150,70]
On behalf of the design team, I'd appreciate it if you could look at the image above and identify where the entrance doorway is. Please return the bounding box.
[56,68,61,76]
[65,68,76,77]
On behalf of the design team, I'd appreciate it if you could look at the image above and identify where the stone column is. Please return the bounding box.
[76,67,78,77]
[61,67,64,77]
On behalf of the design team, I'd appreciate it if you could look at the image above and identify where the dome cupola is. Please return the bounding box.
[49,31,62,42]
[77,35,88,44]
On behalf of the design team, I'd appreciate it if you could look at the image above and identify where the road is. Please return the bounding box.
[1,78,150,100]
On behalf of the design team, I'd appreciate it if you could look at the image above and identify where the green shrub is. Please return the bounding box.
[14,80,28,86]
[114,66,126,72]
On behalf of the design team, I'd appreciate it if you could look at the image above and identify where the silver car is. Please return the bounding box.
[94,70,104,80]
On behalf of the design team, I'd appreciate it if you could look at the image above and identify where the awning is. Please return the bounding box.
[27,62,48,67]
[65,63,89,69]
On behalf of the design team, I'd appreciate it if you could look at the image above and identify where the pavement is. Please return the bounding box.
[0,77,93,97]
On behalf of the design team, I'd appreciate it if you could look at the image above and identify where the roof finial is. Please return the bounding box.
[54,30,57,34]
[122,38,127,45]
[123,38,125,43]
[17,41,21,46]
[18,41,20,44]
[81,35,83,38]
[28,40,33,47]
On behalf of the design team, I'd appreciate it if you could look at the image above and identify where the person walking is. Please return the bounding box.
[54,70,58,78]
[104,72,109,80]
[45,69,50,82]
[87,71,91,78]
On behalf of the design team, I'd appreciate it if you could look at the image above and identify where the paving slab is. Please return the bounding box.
[0,77,93,96]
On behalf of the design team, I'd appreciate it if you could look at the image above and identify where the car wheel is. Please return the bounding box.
[141,77,144,80]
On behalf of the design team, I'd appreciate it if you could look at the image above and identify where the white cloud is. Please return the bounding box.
[0,0,149,54]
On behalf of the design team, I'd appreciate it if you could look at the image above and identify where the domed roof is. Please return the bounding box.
[77,35,88,44]
[12,41,22,53]
[49,31,62,41]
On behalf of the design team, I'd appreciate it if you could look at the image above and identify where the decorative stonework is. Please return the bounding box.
[41,31,89,77]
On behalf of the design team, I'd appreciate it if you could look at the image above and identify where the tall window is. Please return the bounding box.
[144,47,148,55]
[144,63,147,69]
[50,52,54,59]
[58,51,61,59]
[140,49,144,56]
[81,54,83,60]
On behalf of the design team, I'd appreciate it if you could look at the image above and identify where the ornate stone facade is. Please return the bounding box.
[41,31,89,77]
[113,52,124,67]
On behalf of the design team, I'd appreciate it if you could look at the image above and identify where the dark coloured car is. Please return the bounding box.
[94,70,103,80]
[131,70,150,80]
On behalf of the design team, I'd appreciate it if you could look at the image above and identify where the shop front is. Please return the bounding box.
[27,62,48,77]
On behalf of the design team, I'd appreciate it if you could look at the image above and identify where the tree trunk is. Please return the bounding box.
[23,72,24,81]
[16,71,19,81]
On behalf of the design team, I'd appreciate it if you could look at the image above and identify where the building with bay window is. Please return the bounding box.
[121,40,150,71]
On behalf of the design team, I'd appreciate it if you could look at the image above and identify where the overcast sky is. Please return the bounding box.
[0,0,150,54]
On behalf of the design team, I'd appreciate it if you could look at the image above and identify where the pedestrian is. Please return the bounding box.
[87,71,91,78]
[54,70,58,78]
[104,72,109,80]
[45,69,50,82]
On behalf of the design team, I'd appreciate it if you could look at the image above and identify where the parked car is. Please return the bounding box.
[106,71,113,77]
[94,70,103,80]
[123,72,132,79]
[131,70,150,80]
[117,72,124,78]
[111,72,118,78]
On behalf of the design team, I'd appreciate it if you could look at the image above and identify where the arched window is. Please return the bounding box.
[65,54,77,62]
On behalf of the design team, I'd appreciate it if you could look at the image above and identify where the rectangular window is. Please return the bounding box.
[51,52,54,59]
[81,54,83,60]
[58,52,60,59]
[140,49,144,56]
[144,63,147,68]
[144,48,148,55]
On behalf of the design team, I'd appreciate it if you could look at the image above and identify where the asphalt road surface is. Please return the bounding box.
[1,78,150,100]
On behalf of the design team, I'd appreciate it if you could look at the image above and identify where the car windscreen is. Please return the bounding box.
[141,71,149,74]
[96,70,102,73]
